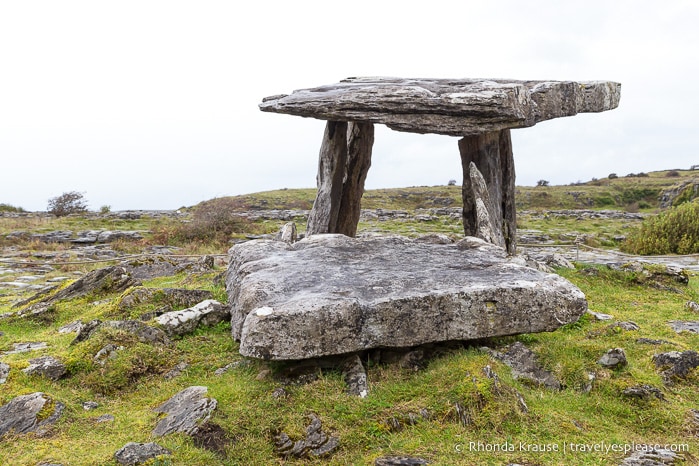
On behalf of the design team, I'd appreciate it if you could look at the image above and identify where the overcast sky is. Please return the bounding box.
[1,0,697,211]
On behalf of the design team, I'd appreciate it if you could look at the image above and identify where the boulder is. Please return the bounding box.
[0,392,65,437]
[22,355,67,380]
[0,362,9,384]
[114,442,171,466]
[152,386,217,437]
[598,348,628,369]
[653,350,699,383]
[156,300,229,336]
[226,235,587,360]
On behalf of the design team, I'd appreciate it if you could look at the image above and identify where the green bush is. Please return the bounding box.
[47,191,88,216]
[621,199,699,254]
[0,203,25,213]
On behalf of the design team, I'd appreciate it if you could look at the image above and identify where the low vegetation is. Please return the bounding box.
[622,200,699,255]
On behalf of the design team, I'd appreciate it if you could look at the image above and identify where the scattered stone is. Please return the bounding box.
[70,319,103,345]
[618,446,680,465]
[46,276,71,283]
[687,301,699,313]
[95,414,115,423]
[82,401,99,410]
[156,300,229,336]
[93,344,122,365]
[122,255,213,280]
[609,262,689,288]
[653,351,699,383]
[486,342,562,390]
[214,359,251,376]
[30,230,73,243]
[3,341,47,354]
[597,348,627,369]
[58,320,84,334]
[375,457,429,466]
[272,387,289,399]
[0,392,65,437]
[114,442,171,466]
[191,422,232,457]
[341,354,368,397]
[275,222,298,244]
[274,414,339,458]
[614,321,640,331]
[668,321,699,334]
[22,355,67,380]
[622,385,665,401]
[636,338,674,346]
[164,362,189,379]
[103,320,171,346]
[117,287,214,313]
[152,386,218,437]
[228,235,587,360]
[587,310,614,321]
[0,362,9,384]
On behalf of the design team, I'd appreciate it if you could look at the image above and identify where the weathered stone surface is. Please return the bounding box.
[156,299,229,336]
[622,385,665,401]
[260,77,621,136]
[619,446,681,465]
[275,222,298,244]
[227,235,587,360]
[375,457,429,466]
[598,348,628,369]
[341,354,368,398]
[653,350,699,383]
[117,287,214,312]
[687,301,699,313]
[114,442,171,466]
[0,392,65,438]
[486,342,562,390]
[0,362,9,384]
[668,321,699,334]
[104,320,171,345]
[22,355,67,380]
[3,341,47,354]
[152,386,217,437]
[274,414,339,458]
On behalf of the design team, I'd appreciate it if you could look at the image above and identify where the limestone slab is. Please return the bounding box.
[226,235,587,360]
[260,77,620,136]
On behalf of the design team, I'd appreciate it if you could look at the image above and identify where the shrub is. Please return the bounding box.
[621,199,699,254]
[48,191,88,216]
[608,173,618,179]
[100,205,111,214]
[666,170,681,177]
[0,203,25,213]
[536,179,549,187]
[448,179,457,186]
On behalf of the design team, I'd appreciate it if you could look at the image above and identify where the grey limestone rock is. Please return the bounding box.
[117,287,214,312]
[668,321,699,334]
[686,301,699,313]
[276,222,298,244]
[0,362,9,383]
[653,350,699,383]
[622,385,665,401]
[487,342,562,390]
[260,77,621,136]
[0,392,65,437]
[227,235,587,360]
[22,355,67,380]
[375,457,429,466]
[274,414,339,458]
[341,354,368,397]
[619,446,680,465]
[155,299,229,336]
[114,442,171,466]
[152,386,217,437]
[598,348,628,369]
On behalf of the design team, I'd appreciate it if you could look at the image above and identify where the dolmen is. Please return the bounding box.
[225,77,620,360]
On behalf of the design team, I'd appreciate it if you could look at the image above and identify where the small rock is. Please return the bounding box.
[619,446,680,465]
[82,401,99,410]
[653,350,699,383]
[622,385,665,401]
[668,321,699,334]
[70,319,103,345]
[341,354,368,397]
[272,387,289,399]
[399,349,426,371]
[375,457,429,466]
[587,310,614,321]
[22,355,67,380]
[114,442,171,466]
[687,301,699,313]
[214,360,250,375]
[0,392,65,437]
[58,320,84,334]
[152,386,217,437]
[155,300,229,336]
[95,414,115,423]
[0,362,9,384]
[275,222,298,244]
[4,341,48,354]
[93,344,123,365]
[636,338,673,346]
[163,362,189,379]
[597,348,627,369]
[486,342,562,390]
[274,414,339,458]
[614,321,640,331]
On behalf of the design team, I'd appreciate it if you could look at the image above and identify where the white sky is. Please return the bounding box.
[1,0,698,211]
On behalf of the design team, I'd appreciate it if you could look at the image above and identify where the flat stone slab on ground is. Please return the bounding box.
[227,234,587,360]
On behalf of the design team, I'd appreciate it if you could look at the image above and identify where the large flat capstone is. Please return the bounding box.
[226,235,587,360]
[260,77,621,136]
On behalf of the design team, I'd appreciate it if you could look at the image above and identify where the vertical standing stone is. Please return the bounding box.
[307,121,374,237]
[306,121,348,235]
[459,129,517,254]
[335,122,374,237]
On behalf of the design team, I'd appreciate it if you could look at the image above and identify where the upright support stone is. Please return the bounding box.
[459,129,517,254]
[307,121,374,237]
